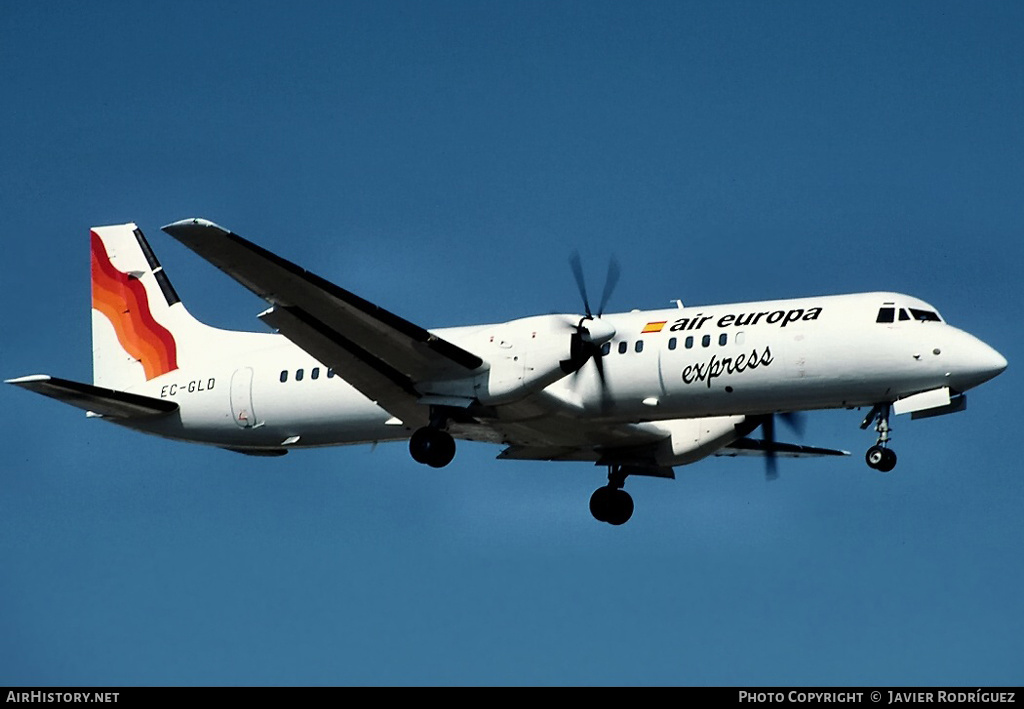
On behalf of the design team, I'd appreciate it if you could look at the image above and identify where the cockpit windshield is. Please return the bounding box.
[876,304,943,324]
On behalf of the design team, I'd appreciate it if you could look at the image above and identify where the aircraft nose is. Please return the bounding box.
[964,337,1007,387]
[983,343,1008,378]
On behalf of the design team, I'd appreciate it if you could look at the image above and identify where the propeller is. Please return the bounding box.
[570,251,620,321]
[759,411,805,481]
[560,252,620,381]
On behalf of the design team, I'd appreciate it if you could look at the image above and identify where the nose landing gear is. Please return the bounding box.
[865,444,897,472]
[861,403,897,472]
[590,465,634,525]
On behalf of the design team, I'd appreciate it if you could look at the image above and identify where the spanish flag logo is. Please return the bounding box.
[642,321,667,334]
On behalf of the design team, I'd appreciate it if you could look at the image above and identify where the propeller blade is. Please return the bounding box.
[591,349,614,414]
[564,251,617,413]
[569,251,592,318]
[762,415,779,481]
[758,412,804,481]
[596,257,620,317]
[779,411,805,437]
[592,348,606,385]
[559,330,584,374]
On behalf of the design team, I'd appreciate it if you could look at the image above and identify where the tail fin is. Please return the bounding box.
[91,223,206,389]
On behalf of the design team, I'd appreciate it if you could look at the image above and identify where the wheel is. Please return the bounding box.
[606,489,634,526]
[877,447,897,473]
[409,428,456,468]
[589,486,612,522]
[865,445,885,470]
[409,428,433,464]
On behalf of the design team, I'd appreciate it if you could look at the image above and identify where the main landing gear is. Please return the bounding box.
[409,426,456,468]
[590,465,634,526]
[861,403,897,473]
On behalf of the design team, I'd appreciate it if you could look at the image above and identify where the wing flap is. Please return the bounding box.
[6,375,179,419]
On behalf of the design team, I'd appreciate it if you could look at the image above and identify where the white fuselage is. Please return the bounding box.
[119,291,1006,457]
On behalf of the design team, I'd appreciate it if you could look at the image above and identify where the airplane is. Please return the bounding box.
[7,219,1007,525]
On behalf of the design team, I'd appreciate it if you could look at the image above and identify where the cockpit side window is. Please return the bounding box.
[876,307,895,323]
[899,308,910,321]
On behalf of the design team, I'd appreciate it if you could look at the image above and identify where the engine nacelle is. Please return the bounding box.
[419,313,616,407]
[650,415,747,467]
[473,314,579,405]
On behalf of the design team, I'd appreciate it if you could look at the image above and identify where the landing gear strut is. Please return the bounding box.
[861,403,897,473]
[590,465,634,525]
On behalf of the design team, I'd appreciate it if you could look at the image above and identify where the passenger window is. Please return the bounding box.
[735,331,745,346]
[685,336,694,349]
[296,368,304,382]
[327,368,335,378]
[618,341,627,354]
[719,333,727,346]
[601,342,611,356]
[279,370,288,383]
[668,337,677,350]
[876,307,895,323]
[702,335,711,348]
[311,367,320,380]
[635,340,644,353]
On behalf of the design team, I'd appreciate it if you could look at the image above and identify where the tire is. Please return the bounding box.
[877,447,897,473]
[409,428,456,468]
[590,486,612,522]
[865,445,885,469]
[606,489,634,526]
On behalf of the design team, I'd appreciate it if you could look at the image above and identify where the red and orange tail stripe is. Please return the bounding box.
[641,321,667,334]
[91,231,178,380]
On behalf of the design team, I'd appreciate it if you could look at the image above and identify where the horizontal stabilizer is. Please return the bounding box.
[717,438,849,458]
[6,375,179,419]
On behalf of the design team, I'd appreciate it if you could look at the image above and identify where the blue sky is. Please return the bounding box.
[2,1,1022,685]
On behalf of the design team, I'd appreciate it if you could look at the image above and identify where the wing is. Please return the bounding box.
[490,416,677,478]
[716,438,849,458]
[6,375,179,419]
[492,414,847,473]
[162,219,485,428]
